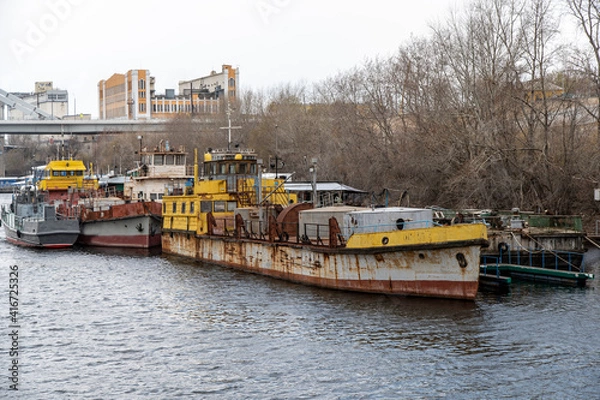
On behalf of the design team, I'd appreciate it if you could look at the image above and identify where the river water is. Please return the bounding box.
[1,194,599,399]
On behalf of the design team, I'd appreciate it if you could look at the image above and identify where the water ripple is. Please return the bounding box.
[0,194,598,398]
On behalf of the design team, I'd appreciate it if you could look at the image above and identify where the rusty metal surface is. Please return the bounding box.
[81,201,162,222]
[162,232,480,299]
[485,230,585,254]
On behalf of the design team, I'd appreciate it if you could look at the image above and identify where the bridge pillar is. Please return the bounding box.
[0,136,4,177]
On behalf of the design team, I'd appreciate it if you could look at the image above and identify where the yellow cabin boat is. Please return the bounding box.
[36,160,98,192]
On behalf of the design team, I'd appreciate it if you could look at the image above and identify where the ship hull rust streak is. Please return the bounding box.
[163,232,483,299]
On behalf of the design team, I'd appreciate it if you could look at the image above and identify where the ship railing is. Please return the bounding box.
[211,217,444,246]
[299,222,328,246]
[492,243,585,273]
[210,216,346,248]
[481,256,502,278]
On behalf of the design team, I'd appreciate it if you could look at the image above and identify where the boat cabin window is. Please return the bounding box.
[163,202,167,213]
[201,201,212,213]
[227,201,237,211]
[181,202,186,214]
[190,202,195,213]
[166,155,175,165]
[176,155,185,165]
[155,155,164,166]
[172,202,177,213]
[206,161,257,178]
[214,201,226,212]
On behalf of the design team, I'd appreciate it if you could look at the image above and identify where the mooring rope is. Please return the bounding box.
[510,231,582,272]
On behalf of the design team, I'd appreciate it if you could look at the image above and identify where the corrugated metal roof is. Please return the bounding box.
[285,182,366,193]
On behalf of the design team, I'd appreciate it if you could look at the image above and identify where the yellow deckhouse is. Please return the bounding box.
[36,160,98,192]
[162,148,295,235]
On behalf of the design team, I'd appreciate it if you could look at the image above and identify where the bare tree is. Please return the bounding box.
[566,0,600,139]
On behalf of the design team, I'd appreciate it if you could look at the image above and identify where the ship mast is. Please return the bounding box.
[219,105,241,151]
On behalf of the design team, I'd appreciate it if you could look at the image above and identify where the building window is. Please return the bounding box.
[139,103,146,112]
[229,78,235,87]
[139,91,145,98]
[139,79,145,89]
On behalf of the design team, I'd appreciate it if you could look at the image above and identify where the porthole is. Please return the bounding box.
[396,218,405,230]
[382,237,389,245]
[456,252,468,268]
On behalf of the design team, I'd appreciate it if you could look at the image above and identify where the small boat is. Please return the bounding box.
[1,188,79,248]
[161,147,489,300]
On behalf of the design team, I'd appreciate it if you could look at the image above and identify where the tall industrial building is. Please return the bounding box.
[98,64,239,120]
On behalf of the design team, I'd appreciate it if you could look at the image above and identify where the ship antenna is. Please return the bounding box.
[219,104,241,150]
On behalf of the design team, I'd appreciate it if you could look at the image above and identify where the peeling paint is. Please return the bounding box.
[162,232,483,300]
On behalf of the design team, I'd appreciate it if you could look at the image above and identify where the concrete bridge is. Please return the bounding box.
[0,119,177,177]
[0,119,171,135]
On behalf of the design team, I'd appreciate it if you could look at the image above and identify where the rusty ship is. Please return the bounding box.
[36,141,190,249]
[161,147,489,300]
[74,141,190,248]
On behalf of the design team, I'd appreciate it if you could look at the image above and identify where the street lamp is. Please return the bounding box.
[310,157,317,207]
[137,135,143,164]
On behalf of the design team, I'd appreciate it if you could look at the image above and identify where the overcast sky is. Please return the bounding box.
[0,0,466,117]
